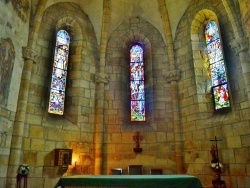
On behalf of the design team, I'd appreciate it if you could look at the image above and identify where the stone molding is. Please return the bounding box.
[95,73,109,84]
[230,37,249,55]
[163,69,181,83]
[22,46,39,62]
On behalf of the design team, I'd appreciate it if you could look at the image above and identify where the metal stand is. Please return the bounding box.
[210,136,226,188]
[16,174,28,188]
[212,178,226,188]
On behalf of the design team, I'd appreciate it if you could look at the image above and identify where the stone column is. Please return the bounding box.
[6,47,38,187]
[164,70,183,174]
[94,0,110,175]
[6,0,48,186]
[94,73,109,174]
[158,0,184,174]
[230,37,250,103]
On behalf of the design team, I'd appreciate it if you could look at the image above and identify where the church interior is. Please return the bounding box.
[0,0,250,187]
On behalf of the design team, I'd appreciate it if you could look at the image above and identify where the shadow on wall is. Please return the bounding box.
[186,152,205,174]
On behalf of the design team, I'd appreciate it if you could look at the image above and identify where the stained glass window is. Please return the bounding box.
[130,44,145,121]
[205,21,230,110]
[48,30,70,115]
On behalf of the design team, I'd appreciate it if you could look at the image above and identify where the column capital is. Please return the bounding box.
[22,46,39,62]
[95,73,109,84]
[230,37,249,55]
[163,69,181,83]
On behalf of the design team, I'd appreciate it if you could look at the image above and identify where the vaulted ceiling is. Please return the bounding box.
[32,0,192,44]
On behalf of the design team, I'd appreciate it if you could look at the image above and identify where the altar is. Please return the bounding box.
[54,174,203,188]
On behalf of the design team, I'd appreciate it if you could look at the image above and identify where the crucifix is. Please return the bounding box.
[133,131,143,153]
[209,136,226,188]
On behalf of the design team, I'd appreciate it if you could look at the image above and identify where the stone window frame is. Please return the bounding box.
[190,9,232,115]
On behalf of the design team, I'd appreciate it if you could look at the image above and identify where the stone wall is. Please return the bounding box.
[0,0,250,188]
[104,16,175,174]
[175,1,250,187]
[239,0,250,46]
[5,2,98,188]
[0,0,29,187]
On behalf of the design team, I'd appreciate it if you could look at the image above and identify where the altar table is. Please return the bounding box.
[55,174,203,188]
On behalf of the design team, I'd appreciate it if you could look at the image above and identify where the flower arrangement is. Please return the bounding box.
[210,158,223,171]
[210,145,223,172]
[18,164,30,175]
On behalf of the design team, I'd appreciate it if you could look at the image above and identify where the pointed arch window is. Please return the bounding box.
[205,21,230,110]
[130,44,145,121]
[48,30,70,115]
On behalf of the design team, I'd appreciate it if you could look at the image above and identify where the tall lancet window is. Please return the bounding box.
[205,21,230,110]
[48,30,70,115]
[130,44,145,121]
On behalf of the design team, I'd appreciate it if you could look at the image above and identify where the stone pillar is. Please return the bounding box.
[158,0,184,174]
[164,70,183,174]
[94,73,109,174]
[6,47,38,187]
[94,0,110,175]
[230,37,250,103]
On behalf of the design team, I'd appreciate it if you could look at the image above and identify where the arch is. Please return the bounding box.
[190,9,219,114]
[121,29,154,125]
[191,9,218,41]
[221,0,244,38]
[205,21,230,110]
[190,9,231,113]
[105,16,171,130]
[244,16,250,37]
[55,14,86,43]
[122,30,152,59]
[35,2,97,125]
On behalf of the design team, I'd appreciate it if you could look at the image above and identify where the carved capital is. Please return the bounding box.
[95,73,109,83]
[163,69,181,83]
[22,46,39,62]
[230,37,249,55]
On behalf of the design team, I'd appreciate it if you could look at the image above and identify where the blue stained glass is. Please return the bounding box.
[57,30,70,44]
[54,45,69,70]
[131,80,144,100]
[51,69,67,91]
[130,45,143,62]
[130,45,145,121]
[49,90,65,113]
[205,22,223,64]
[130,63,144,80]
[211,60,226,86]
[48,30,70,115]
[205,21,230,110]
